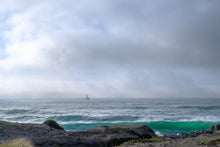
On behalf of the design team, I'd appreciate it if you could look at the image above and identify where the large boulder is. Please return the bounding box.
[79,125,155,146]
[209,124,220,132]
[109,125,155,138]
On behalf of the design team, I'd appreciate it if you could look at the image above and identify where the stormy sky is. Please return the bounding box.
[0,0,220,98]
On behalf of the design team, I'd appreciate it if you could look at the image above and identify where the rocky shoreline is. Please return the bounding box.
[164,126,215,139]
[0,120,220,147]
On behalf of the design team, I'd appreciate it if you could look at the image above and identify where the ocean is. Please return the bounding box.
[0,98,220,135]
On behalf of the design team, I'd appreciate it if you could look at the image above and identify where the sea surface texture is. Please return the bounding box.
[0,98,219,134]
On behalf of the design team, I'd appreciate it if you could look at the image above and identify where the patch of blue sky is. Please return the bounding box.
[0,12,11,59]
[84,18,108,33]
[0,31,8,59]
[0,27,8,47]
[91,22,107,32]
[0,37,7,59]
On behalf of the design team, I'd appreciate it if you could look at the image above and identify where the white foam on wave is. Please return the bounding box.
[179,116,220,122]
[155,131,163,136]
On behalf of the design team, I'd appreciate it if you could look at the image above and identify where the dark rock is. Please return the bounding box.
[109,125,155,138]
[164,134,180,139]
[179,129,214,139]
[205,130,213,134]
[188,131,199,137]
[0,122,155,147]
[209,124,220,132]
[188,130,210,137]
[179,132,189,138]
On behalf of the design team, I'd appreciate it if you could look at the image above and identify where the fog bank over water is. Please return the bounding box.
[0,0,220,98]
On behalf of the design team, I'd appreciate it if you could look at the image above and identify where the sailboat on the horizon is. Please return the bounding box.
[86,94,90,100]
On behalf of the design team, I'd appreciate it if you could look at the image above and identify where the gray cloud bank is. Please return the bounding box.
[0,0,220,98]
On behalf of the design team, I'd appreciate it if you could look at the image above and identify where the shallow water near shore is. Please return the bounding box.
[0,98,220,134]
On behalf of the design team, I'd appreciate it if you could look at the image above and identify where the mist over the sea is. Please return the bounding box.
[0,98,219,134]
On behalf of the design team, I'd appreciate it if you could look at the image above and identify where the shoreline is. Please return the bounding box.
[1,120,220,147]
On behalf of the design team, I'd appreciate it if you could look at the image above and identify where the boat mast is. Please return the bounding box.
[86,93,90,100]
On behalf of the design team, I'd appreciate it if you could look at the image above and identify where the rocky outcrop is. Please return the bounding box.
[164,124,220,139]
[0,121,155,147]
[209,124,220,132]
[1,120,220,147]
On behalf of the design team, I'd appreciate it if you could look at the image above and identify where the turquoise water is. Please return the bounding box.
[0,98,220,134]
[62,121,218,134]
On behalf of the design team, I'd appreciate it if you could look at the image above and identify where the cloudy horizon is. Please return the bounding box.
[0,0,220,98]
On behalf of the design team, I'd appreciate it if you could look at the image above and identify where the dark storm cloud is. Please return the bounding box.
[1,0,220,98]
[47,0,220,69]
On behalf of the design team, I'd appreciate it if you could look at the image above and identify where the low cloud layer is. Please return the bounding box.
[0,0,220,98]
